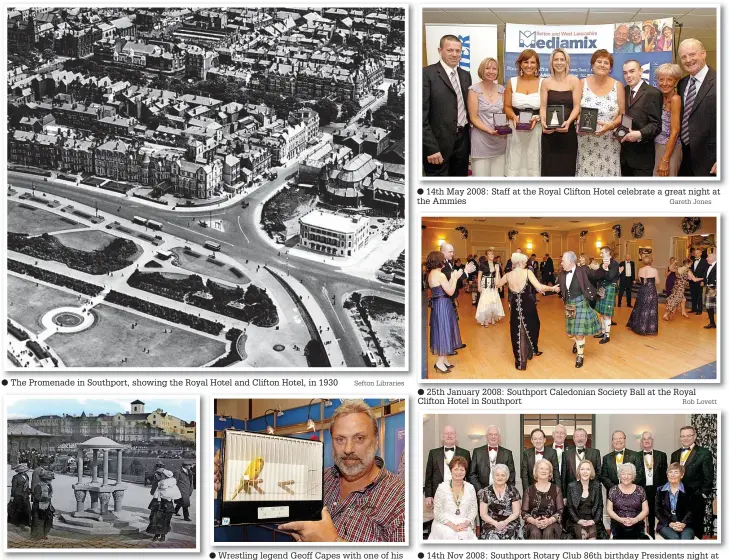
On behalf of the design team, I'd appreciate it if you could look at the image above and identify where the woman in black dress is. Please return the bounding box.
[540,48,581,176]
[522,459,564,540]
[495,253,559,370]
[565,460,608,539]
[626,255,660,335]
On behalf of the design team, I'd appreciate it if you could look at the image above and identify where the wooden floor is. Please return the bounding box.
[425,291,717,380]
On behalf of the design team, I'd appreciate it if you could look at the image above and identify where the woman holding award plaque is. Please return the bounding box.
[653,63,683,176]
[504,49,543,177]
[467,58,508,176]
[540,49,581,176]
[576,50,625,177]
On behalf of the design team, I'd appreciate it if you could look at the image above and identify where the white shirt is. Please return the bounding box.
[625,261,632,277]
[488,447,498,485]
[630,81,645,100]
[685,64,709,101]
[643,450,654,486]
[553,445,564,470]
[706,263,716,284]
[693,259,701,271]
[440,59,468,126]
[444,447,455,482]
[575,448,586,472]
[565,268,575,291]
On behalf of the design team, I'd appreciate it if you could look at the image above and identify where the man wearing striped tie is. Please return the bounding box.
[670,426,714,538]
[677,39,717,176]
[422,35,472,176]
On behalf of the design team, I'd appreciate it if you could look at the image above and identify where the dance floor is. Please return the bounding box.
[424,291,717,380]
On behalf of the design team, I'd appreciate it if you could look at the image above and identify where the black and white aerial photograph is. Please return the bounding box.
[6,7,407,369]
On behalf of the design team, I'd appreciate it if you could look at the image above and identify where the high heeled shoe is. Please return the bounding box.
[434,364,449,373]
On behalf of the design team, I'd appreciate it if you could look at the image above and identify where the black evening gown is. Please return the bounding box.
[542,90,577,176]
[509,282,541,369]
[626,278,658,335]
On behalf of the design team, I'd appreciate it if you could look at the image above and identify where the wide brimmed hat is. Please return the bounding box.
[14,463,29,473]
[160,469,174,479]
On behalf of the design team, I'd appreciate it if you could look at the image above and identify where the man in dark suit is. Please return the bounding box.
[671,425,714,539]
[701,252,717,329]
[620,60,662,176]
[689,248,709,314]
[540,254,555,286]
[600,430,645,492]
[677,39,717,176]
[422,34,472,176]
[521,428,559,493]
[557,251,607,368]
[563,428,601,489]
[424,425,471,509]
[469,425,515,492]
[617,255,636,307]
[640,431,668,538]
[547,424,568,487]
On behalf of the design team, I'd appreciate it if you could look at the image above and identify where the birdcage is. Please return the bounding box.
[220,430,324,524]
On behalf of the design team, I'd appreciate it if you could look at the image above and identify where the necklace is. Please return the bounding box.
[450,480,464,515]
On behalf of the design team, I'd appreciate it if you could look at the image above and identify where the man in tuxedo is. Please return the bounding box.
[670,426,714,538]
[469,425,515,492]
[557,251,607,368]
[521,428,559,493]
[540,254,555,287]
[701,252,717,329]
[677,39,717,176]
[600,430,645,492]
[548,424,568,487]
[422,35,472,176]
[689,248,709,314]
[620,60,662,176]
[640,431,668,538]
[564,428,601,488]
[424,425,471,510]
[617,255,636,308]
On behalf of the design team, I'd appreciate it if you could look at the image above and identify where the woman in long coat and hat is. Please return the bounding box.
[8,463,32,527]
[30,470,55,540]
[147,469,181,542]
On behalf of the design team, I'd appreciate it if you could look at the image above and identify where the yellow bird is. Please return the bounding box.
[233,456,264,498]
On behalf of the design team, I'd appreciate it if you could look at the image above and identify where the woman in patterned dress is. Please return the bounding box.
[607,463,649,539]
[576,50,625,177]
[495,252,559,370]
[522,459,564,540]
[478,463,522,540]
[663,258,695,320]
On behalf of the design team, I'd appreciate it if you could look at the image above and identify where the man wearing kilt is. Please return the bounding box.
[593,246,621,344]
[702,252,717,329]
[557,251,607,368]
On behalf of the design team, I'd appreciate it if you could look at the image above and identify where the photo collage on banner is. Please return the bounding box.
[0,3,725,560]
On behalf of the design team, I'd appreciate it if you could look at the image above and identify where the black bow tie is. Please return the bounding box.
[682,447,691,452]
[445,447,455,452]
[577,448,585,453]
[643,451,652,456]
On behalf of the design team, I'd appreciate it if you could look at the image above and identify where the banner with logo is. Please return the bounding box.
[610,18,674,86]
[424,24,499,85]
[505,24,615,82]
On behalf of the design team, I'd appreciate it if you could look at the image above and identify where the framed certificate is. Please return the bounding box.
[545,105,565,129]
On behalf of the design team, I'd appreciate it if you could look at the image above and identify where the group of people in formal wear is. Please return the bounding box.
[423,35,716,177]
[425,424,714,540]
[426,243,718,372]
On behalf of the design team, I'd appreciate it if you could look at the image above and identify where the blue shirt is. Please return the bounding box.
[660,482,685,512]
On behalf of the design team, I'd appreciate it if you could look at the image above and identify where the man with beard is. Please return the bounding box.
[563,428,601,488]
[279,400,405,542]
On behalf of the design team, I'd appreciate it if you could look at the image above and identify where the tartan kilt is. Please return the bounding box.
[703,287,717,311]
[566,296,603,336]
[594,282,617,316]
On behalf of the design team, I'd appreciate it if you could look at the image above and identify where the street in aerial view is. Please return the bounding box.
[7,7,406,369]
[6,397,198,550]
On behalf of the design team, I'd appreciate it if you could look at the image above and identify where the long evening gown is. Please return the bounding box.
[509,280,541,370]
[430,285,461,355]
[626,278,658,335]
[475,262,505,325]
[542,89,577,176]
[664,271,689,319]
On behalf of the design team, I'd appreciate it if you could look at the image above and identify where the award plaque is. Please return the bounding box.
[516,110,533,131]
[493,112,512,135]
[613,114,633,140]
[220,430,324,524]
[578,107,599,133]
[545,105,565,129]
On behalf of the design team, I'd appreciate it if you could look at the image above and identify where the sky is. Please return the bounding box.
[6,397,197,423]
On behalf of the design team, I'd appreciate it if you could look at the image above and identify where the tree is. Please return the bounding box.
[341,100,360,121]
[313,98,338,126]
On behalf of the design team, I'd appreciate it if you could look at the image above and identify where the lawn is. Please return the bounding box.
[48,303,227,368]
[169,246,250,285]
[7,201,86,236]
[7,275,84,334]
[261,185,317,237]
[361,296,406,368]
[55,230,122,251]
